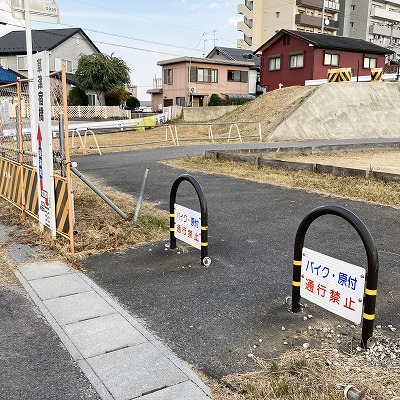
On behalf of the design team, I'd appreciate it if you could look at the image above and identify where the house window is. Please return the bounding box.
[164,98,173,107]
[211,69,218,83]
[227,70,248,82]
[88,94,96,106]
[0,57,8,69]
[268,55,281,71]
[197,68,212,83]
[163,68,173,84]
[189,67,218,83]
[283,35,291,46]
[324,52,340,66]
[55,57,73,72]
[176,97,185,106]
[363,56,378,69]
[289,53,304,69]
[17,55,27,70]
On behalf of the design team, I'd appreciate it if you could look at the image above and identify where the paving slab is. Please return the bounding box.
[63,313,147,358]
[29,273,90,300]
[86,343,188,400]
[19,260,72,280]
[44,290,117,326]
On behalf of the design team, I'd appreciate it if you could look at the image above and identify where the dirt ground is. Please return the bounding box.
[271,150,400,174]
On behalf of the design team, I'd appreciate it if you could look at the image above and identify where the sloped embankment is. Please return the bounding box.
[216,85,316,139]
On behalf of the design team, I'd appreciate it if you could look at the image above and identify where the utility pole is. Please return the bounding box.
[321,0,326,34]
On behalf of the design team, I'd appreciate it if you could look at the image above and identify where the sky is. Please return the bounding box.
[0,0,242,100]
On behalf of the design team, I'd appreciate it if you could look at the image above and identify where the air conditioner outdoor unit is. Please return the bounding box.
[190,87,196,94]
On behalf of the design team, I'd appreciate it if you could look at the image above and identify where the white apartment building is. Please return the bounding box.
[237,0,341,50]
[339,0,400,56]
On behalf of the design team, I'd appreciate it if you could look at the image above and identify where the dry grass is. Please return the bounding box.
[0,245,19,285]
[0,177,169,267]
[164,156,400,209]
[207,348,400,400]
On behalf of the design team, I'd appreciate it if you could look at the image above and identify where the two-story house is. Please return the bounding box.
[0,28,101,104]
[255,29,393,91]
[148,56,254,109]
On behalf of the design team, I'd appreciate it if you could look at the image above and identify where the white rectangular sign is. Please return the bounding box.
[33,51,56,236]
[11,0,59,23]
[174,203,201,250]
[300,247,366,324]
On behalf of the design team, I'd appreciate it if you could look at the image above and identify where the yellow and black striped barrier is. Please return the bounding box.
[54,176,71,237]
[1,157,72,239]
[0,158,22,206]
[328,68,352,82]
[22,165,38,216]
[371,67,382,82]
[291,205,379,349]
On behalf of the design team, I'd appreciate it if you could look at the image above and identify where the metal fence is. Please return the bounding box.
[0,67,75,251]
[0,79,33,165]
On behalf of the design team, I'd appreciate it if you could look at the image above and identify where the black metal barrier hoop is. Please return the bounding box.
[291,205,379,348]
[170,174,209,266]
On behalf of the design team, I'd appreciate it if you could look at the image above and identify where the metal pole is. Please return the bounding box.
[71,166,128,220]
[61,65,75,253]
[24,0,37,155]
[58,114,66,177]
[134,168,149,222]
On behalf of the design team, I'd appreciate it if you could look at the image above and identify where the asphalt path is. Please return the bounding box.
[0,282,100,400]
[75,143,400,379]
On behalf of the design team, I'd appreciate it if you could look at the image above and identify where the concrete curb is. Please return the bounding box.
[205,144,400,183]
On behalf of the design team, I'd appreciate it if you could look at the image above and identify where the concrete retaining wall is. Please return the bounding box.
[182,105,240,122]
[269,82,400,141]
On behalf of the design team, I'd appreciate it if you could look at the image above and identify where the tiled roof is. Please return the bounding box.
[0,67,17,82]
[255,29,394,55]
[207,46,261,68]
[0,28,99,54]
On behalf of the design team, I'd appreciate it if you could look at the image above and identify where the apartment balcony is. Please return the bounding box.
[295,13,339,30]
[237,20,253,38]
[238,3,253,19]
[370,23,400,40]
[297,0,323,10]
[371,7,400,23]
[296,0,339,12]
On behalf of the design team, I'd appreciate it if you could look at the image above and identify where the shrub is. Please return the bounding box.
[67,86,89,106]
[126,96,140,110]
[105,86,131,106]
[208,93,227,106]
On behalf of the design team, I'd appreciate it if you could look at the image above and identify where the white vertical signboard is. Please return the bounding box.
[33,51,56,236]
[300,247,366,324]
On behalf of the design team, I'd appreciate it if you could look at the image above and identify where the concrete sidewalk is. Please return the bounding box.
[14,259,211,400]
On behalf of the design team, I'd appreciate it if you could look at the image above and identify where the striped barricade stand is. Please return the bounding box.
[371,68,383,82]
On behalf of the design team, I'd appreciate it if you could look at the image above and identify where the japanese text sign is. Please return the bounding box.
[174,203,201,250]
[300,247,366,324]
[33,51,56,235]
